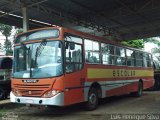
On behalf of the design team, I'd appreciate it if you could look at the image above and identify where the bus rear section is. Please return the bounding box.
[10,26,154,110]
[153,60,160,89]
[82,39,154,110]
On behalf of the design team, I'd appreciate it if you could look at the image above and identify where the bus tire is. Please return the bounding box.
[4,92,9,99]
[134,81,143,97]
[85,87,98,110]
[0,88,5,100]
[153,78,160,90]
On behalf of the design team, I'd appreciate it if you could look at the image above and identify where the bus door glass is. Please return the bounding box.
[64,35,85,104]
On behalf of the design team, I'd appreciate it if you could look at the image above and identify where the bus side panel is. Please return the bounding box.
[105,80,137,97]
[106,86,125,97]
[64,88,84,105]
[64,70,85,106]
[123,81,138,93]
[53,76,65,90]
[143,78,154,89]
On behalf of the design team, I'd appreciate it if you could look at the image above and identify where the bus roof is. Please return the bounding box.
[16,26,149,54]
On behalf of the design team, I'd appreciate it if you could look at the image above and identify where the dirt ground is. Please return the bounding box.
[1,91,160,120]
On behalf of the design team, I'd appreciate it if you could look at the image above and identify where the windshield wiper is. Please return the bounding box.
[35,39,47,57]
[33,39,47,69]
[20,42,31,71]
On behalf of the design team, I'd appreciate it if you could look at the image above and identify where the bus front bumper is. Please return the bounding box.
[10,91,64,106]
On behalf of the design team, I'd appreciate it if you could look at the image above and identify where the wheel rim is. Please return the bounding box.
[89,93,97,105]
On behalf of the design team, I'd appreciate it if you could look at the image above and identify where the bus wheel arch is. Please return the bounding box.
[139,79,143,94]
[91,82,102,98]
[133,79,143,97]
[85,82,102,110]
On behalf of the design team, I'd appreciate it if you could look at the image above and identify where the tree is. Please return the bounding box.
[143,37,160,47]
[13,28,23,43]
[151,47,160,61]
[0,23,12,55]
[121,39,144,49]
[16,28,23,34]
[151,47,160,54]
[143,37,160,60]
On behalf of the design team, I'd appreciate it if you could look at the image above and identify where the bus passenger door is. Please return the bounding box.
[64,39,85,105]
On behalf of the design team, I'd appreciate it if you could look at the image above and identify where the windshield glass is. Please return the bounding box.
[13,41,63,78]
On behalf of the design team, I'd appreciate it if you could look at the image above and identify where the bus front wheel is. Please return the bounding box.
[0,88,5,100]
[85,87,98,110]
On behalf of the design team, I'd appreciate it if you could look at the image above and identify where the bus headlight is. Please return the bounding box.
[42,90,60,98]
[12,89,22,97]
[52,90,57,96]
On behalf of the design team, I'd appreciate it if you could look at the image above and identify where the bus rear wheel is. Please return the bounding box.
[134,81,143,97]
[85,87,98,110]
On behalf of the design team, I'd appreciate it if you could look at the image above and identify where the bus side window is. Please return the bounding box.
[101,43,109,64]
[115,47,126,66]
[135,52,143,67]
[143,53,152,67]
[85,39,100,64]
[126,49,135,66]
[65,41,83,73]
[108,45,115,65]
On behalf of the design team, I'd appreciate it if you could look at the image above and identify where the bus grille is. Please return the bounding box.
[19,90,43,97]
[13,84,50,97]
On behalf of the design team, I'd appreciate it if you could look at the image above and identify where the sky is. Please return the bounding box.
[144,42,157,53]
[144,37,160,53]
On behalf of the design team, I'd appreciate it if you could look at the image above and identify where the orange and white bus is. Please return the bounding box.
[10,26,154,110]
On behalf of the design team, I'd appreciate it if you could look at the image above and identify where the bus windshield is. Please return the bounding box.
[13,41,63,78]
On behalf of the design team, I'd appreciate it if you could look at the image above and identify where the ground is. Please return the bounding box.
[0,91,160,120]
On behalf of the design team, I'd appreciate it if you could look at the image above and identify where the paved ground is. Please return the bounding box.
[1,91,160,120]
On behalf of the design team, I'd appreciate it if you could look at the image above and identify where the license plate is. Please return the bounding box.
[25,99,34,103]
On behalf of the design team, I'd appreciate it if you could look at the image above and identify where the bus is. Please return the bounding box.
[153,59,160,90]
[0,56,12,99]
[10,26,154,110]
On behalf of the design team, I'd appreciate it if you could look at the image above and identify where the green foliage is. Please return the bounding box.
[6,49,13,56]
[143,38,160,46]
[0,23,13,55]
[16,28,23,34]
[0,23,12,37]
[121,39,144,49]
[151,47,160,54]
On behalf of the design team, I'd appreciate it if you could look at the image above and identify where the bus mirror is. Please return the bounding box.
[70,43,75,50]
